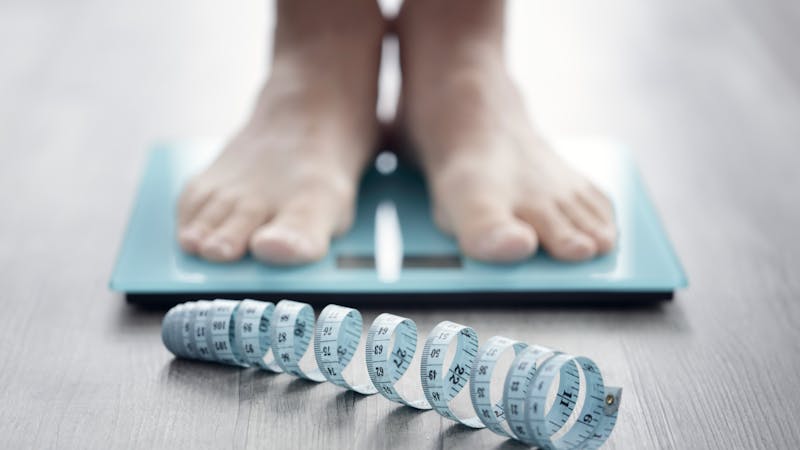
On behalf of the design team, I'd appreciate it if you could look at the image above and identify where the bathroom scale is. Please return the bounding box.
[111,138,687,305]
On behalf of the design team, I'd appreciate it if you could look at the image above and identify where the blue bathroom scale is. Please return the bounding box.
[111,138,686,305]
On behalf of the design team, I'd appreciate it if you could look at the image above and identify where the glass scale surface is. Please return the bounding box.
[111,138,686,305]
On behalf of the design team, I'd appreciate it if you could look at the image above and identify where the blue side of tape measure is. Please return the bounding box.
[162,299,621,449]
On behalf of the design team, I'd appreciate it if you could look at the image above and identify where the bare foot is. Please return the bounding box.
[177,0,384,264]
[396,0,616,262]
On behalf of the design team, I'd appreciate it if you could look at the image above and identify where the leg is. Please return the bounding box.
[177,0,385,264]
[396,0,616,262]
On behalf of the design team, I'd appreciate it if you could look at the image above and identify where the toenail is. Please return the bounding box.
[566,236,595,257]
[257,228,319,261]
[204,237,234,259]
[476,225,533,261]
[599,230,616,249]
[478,227,508,257]
[180,227,201,244]
[283,230,317,257]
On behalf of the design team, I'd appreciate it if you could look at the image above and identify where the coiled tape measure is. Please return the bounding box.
[162,299,621,449]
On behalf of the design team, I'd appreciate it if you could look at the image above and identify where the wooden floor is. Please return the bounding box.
[1,0,799,448]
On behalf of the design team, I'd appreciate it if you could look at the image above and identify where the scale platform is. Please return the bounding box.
[111,138,686,306]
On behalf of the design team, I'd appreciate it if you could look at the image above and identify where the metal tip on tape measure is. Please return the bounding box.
[162,299,622,449]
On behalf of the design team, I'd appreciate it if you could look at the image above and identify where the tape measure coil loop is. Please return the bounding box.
[161,304,185,358]
[271,299,326,382]
[469,336,528,437]
[161,300,622,449]
[501,344,559,443]
[314,304,377,394]
[365,313,430,409]
[190,300,215,361]
[234,299,281,372]
[524,355,620,450]
[420,320,483,428]
[205,299,246,366]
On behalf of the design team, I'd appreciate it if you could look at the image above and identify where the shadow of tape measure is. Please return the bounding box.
[162,299,621,449]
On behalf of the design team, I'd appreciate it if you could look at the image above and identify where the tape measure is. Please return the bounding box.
[162,299,621,449]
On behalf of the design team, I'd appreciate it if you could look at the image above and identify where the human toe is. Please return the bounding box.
[198,200,270,262]
[177,192,236,255]
[519,203,598,261]
[249,185,352,265]
[560,197,616,254]
[249,225,324,264]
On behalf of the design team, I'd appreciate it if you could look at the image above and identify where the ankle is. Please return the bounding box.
[396,1,508,101]
[275,0,386,51]
[396,0,505,47]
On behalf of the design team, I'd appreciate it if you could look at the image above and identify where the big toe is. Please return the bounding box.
[250,226,327,265]
[198,200,270,262]
[435,186,538,262]
[249,186,352,265]
[519,203,598,261]
[464,221,538,262]
[445,201,538,262]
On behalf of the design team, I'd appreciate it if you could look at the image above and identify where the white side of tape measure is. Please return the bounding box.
[162,299,621,449]
[314,304,377,394]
